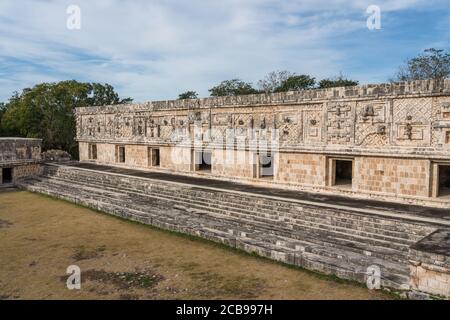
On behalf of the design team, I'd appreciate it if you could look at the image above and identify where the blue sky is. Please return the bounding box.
[0,0,449,103]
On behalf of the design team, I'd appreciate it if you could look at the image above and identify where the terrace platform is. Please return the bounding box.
[18,161,450,298]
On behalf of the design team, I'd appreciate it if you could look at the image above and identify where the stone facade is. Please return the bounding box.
[0,138,43,185]
[75,79,450,207]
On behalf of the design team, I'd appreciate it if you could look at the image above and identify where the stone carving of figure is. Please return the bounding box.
[227,114,233,129]
[260,117,266,129]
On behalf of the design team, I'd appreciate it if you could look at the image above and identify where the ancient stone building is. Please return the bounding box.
[76,79,450,208]
[17,79,449,299]
[0,138,42,186]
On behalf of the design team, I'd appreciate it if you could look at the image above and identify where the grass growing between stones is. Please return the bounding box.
[0,189,394,300]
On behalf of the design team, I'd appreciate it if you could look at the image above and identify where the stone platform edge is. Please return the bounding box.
[46,162,450,228]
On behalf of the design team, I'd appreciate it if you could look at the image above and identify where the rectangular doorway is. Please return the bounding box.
[2,168,13,184]
[116,146,126,163]
[195,151,212,171]
[148,148,160,167]
[438,165,450,197]
[259,154,274,179]
[88,144,97,160]
[333,159,353,187]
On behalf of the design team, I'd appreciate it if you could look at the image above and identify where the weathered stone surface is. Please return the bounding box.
[74,79,450,208]
[19,163,450,298]
[0,138,43,185]
[0,138,42,163]
[41,149,71,162]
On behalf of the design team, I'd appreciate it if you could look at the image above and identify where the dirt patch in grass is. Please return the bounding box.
[72,245,106,261]
[189,271,265,299]
[0,219,12,229]
[80,269,164,290]
[0,190,393,300]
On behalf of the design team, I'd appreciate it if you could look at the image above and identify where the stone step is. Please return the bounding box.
[23,177,412,264]
[32,175,414,251]
[40,173,428,245]
[246,232,409,275]
[43,166,433,237]
[21,180,410,289]
[42,170,432,242]
[142,187,422,242]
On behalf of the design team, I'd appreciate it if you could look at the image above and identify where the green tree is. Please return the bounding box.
[257,70,295,93]
[395,48,450,81]
[0,80,131,158]
[87,83,133,105]
[178,91,198,99]
[274,75,315,92]
[0,102,6,136]
[318,74,359,88]
[209,79,258,97]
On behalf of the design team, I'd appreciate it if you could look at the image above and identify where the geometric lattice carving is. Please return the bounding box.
[393,98,432,124]
[278,112,301,145]
[355,101,388,146]
[356,124,389,146]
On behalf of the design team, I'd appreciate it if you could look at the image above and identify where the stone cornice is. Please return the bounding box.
[75,78,450,115]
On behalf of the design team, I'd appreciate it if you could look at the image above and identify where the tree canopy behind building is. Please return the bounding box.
[0,80,131,158]
[208,79,259,97]
[394,48,450,81]
[178,91,199,99]
[318,74,359,88]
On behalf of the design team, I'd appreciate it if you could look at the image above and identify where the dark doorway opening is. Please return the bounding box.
[89,144,97,160]
[197,152,212,171]
[260,154,274,178]
[2,168,13,184]
[149,148,160,167]
[335,160,353,186]
[118,146,125,162]
[438,165,450,197]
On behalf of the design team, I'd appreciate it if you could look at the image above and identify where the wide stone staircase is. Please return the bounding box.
[18,163,447,292]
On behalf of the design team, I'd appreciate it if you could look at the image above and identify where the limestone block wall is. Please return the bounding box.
[354,157,430,197]
[75,79,450,207]
[12,164,43,182]
[78,142,89,162]
[212,149,253,178]
[0,138,43,185]
[410,263,450,298]
[0,138,42,162]
[0,164,43,185]
[160,146,191,172]
[124,145,148,168]
[277,153,326,187]
[96,143,116,164]
[409,230,450,298]
[75,80,450,156]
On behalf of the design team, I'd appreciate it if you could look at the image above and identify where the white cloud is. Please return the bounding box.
[0,0,447,102]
